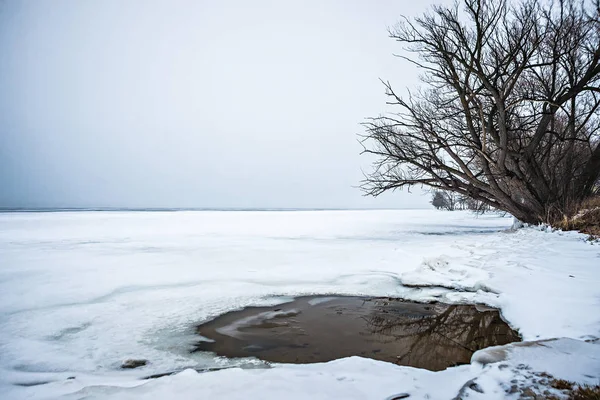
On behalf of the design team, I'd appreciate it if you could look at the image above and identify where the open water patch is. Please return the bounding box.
[193,296,520,371]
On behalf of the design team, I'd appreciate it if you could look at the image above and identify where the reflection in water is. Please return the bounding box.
[363,302,520,369]
[193,296,520,371]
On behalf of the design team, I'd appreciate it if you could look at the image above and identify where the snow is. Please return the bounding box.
[0,209,598,399]
[472,338,600,386]
[8,358,477,400]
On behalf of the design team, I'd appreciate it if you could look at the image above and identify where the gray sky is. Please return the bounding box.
[0,0,439,209]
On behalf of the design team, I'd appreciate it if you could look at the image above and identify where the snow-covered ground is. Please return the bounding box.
[0,210,598,399]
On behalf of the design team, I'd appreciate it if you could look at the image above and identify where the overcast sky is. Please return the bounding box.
[0,0,441,209]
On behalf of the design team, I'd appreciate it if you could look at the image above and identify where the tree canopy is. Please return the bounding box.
[361,0,600,223]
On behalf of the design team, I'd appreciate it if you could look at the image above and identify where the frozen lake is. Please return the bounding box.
[1,210,598,399]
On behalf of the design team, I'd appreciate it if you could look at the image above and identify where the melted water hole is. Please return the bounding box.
[193,296,520,371]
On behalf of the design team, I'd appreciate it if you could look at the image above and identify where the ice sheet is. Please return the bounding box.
[0,210,598,399]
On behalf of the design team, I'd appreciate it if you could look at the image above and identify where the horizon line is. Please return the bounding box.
[0,206,433,213]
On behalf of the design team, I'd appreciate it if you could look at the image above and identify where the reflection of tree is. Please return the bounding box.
[192,298,520,371]
[362,302,520,371]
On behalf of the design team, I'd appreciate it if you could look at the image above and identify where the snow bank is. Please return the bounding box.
[472,338,600,385]
[13,339,599,400]
[11,358,476,400]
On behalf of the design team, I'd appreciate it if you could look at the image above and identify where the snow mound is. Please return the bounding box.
[400,256,494,293]
[472,338,600,385]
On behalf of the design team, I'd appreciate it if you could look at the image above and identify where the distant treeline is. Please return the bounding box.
[431,190,493,212]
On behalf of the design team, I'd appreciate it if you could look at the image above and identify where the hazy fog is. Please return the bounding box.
[0,0,439,209]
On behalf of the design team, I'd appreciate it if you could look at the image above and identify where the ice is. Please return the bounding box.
[0,209,598,399]
[215,309,300,338]
[307,296,336,306]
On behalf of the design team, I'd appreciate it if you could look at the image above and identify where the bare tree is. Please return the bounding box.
[431,190,462,210]
[432,189,496,212]
[361,0,600,224]
[431,190,447,209]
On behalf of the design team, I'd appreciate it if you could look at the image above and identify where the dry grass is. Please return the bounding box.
[538,380,600,400]
[569,384,600,400]
[580,196,600,210]
[554,196,600,238]
[552,379,575,390]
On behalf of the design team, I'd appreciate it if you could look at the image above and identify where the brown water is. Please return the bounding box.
[194,296,520,371]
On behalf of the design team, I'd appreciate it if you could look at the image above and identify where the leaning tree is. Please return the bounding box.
[361,0,600,224]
